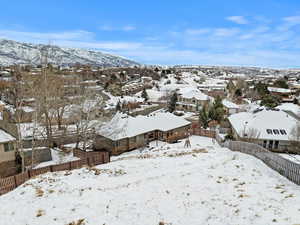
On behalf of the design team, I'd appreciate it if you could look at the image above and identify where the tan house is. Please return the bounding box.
[176,87,211,112]
[222,99,240,115]
[0,129,17,177]
[95,112,191,155]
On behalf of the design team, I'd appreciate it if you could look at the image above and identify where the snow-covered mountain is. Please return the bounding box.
[0,39,140,67]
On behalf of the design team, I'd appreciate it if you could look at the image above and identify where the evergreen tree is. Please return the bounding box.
[208,96,225,122]
[254,81,269,97]
[273,79,289,89]
[141,88,149,102]
[168,92,178,112]
[260,95,280,108]
[199,107,209,129]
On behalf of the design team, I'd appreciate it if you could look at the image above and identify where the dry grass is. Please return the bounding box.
[115,148,208,162]
[66,218,85,225]
[36,209,45,217]
[35,188,44,197]
[87,167,126,177]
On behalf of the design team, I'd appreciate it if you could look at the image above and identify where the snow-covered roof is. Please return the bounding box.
[178,87,209,101]
[267,87,291,93]
[222,99,239,109]
[20,106,35,113]
[276,103,300,116]
[228,109,298,141]
[97,112,191,141]
[0,129,16,143]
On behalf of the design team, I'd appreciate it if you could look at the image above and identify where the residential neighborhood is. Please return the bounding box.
[1,1,300,224]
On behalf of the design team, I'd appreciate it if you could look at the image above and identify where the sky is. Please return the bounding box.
[0,0,300,68]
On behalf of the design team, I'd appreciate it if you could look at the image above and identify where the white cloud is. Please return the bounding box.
[0,29,142,51]
[122,25,136,31]
[283,16,300,24]
[57,40,142,50]
[185,28,211,35]
[117,47,300,68]
[0,30,94,42]
[99,25,136,31]
[1,18,300,68]
[278,16,300,31]
[226,16,249,25]
[213,28,240,37]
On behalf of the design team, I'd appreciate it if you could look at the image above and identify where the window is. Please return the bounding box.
[273,129,279,135]
[274,141,279,149]
[263,140,267,148]
[149,133,154,139]
[115,141,120,147]
[4,143,14,152]
[280,130,287,135]
[268,140,273,149]
[266,129,273,134]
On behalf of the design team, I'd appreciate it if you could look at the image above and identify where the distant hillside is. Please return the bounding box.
[0,39,140,67]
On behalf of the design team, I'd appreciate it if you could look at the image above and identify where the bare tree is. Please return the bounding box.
[70,79,105,151]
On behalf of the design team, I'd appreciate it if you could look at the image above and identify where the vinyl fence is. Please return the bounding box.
[222,140,300,185]
[0,150,110,196]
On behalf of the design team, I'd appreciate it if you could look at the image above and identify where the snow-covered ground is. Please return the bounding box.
[280,153,300,164]
[0,136,300,225]
[34,148,80,169]
[103,91,144,109]
[135,89,165,102]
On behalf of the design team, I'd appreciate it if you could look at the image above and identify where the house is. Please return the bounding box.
[176,87,211,112]
[267,87,293,102]
[222,99,240,115]
[0,129,17,177]
[95,112,191,155]
[228,109,299,153]
[276,103,300,118]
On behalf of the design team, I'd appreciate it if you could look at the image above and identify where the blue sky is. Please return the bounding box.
[0,0,300,67]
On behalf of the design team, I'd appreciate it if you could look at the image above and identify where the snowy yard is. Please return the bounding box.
[0,136,300,225]
[34,148,80,169]
[280,153,300,164]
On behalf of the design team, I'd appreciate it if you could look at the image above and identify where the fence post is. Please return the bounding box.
[13,175,17,187]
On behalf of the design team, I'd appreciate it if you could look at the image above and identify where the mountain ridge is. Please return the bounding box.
[0,39,140,67]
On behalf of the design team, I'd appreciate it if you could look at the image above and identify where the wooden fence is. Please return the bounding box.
[221,141,300,185]
[0,150,110,196]
[192,128,216,138]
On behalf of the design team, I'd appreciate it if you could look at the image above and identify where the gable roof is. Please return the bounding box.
[0,129,16,143]
[222,99,239,109]
[178,87,210,101]
[268,87,291,94]
[97,112,191,141]
[276,103,300,116]
[228,109,298,141]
